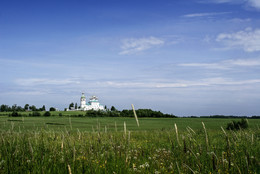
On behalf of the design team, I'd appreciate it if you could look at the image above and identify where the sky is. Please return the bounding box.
[0,0,260,116]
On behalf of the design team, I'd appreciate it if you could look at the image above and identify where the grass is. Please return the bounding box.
[0,116,259,173]
[0,115,259,132]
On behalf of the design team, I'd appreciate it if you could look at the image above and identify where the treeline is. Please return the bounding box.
[82,109,176,118]
[6,109,176,118]
[0,104,56,112]
[188,115,260,119]
[9,111,53,117]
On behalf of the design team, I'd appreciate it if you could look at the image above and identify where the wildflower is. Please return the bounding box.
[155,170,160,174]
[133,163,136,168]
[139,164,145,168]
[0,160,5,165]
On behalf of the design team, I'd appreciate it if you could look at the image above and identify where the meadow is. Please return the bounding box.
[0,115,259,173]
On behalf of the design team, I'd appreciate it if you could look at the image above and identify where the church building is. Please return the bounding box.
[80,93,104,111]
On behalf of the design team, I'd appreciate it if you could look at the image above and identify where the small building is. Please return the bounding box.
[80,93,104,111]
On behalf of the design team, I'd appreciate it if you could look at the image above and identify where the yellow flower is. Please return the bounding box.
[133,163,136,168]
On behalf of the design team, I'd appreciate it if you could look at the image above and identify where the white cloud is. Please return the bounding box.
[229,18,251,23]
[199,0,260,10]
[216,28,260,52]
[96,77,260,89]
[119,37,164,55]
[178,63,228,69]
[198,0,245,4]
[224,58,260,66]
[248,0,260,9]
[15,78,80,86]
[183,12,231,18]
[179,58,260,69]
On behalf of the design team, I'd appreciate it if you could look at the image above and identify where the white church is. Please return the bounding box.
[79,93,105,111]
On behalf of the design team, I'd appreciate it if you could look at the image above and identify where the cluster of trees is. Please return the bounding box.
[68,103,78,110]
[0,104,56,112]
[81,108,176,118]
[10,111,53,117]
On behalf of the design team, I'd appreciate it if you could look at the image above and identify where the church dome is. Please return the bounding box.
[81,93,86,99]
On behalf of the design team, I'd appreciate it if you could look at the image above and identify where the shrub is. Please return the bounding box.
[49,107,56,111]
[32,111,41,117]
[226,119,248,130]
[43,111,51,117]
[10,111,20,117]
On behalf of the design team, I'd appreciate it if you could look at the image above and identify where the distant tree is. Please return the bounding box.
[10,111,20,117]
[75,103,78,109]
[43,111,51,117]
[17,106,24,112]
[24,104,29,111]
[111,106,116,111]
[42,105,46,111]
[1,104,9,112]
[30,105,37,111]
[104,105,107,110]
[69,103,74,110]
[12,104,17,111]
[49,107,56,111]
[32,111,41,117]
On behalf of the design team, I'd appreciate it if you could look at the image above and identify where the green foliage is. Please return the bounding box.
[41,105,46,111]
[10,111,20,117]
[111,106,116,111]
[43,111,51,117]
[226,119,249,130]
[69,102,74,109]
[83,109,176,118]
[24,104,29,111]
[1,104,11,112]
[49,107,56,111]
[1,104,58,112]
[31,111,41,117]
[30,105,37,111]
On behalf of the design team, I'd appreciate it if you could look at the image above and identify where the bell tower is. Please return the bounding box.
[80,93,86,108]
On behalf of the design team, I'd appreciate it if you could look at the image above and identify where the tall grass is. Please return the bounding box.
[0,120,259,173]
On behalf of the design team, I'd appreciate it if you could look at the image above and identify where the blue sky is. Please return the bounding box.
[1,0,260,116]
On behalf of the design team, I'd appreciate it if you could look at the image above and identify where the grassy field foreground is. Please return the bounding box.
[0,117,259,173]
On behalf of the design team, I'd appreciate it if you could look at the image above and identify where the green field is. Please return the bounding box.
[0,115,259,173]
[0,113,259,132]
